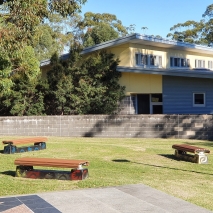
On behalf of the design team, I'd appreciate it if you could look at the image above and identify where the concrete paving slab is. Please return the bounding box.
[38,184,212,213]
[0,184,212,213]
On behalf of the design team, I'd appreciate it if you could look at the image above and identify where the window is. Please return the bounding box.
[174,58,179,67]
[195,60,205,68]
[170,57,190,68]
[193,93,205,107]
[208,61,213,69]
[135,53,147,66]
[151,94,162,102]
[150,55,162,67]
[136,93,163,114]
[135,53,162,68]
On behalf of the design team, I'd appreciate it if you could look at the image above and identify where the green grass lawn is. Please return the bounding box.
[1,137,213,210]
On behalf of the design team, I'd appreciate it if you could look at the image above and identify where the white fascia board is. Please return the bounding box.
[81,34,137,54]
[117,66,213,79]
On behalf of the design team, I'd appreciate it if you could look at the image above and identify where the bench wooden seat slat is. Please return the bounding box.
[172,144,210,153]
[3,137,48,145]
[14,157,89,168]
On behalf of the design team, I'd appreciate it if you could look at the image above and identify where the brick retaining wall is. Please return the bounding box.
[0,115,213,140]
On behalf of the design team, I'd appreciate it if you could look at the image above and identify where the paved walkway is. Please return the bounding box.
[0,184,212,213]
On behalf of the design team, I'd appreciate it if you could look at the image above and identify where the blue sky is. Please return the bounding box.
[80,0,213,39]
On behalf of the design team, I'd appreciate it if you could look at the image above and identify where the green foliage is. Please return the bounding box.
[167,20,206,44]
[167,4,213,46]
[45,47,125,115]
[48,0,87,17]
[77,51,125,114]
[0,0,127,116]
[83,23,119,47]
[0,0,87,115]
[44,53,75,115]
[202,4,213,17]
[19,46,40,79]
[34,24,62,61]
[79,12,128,35]
[3,78,46,116]
[34,13,82,61]
[0,46,46,116]
[79,12,128,47]
[0,49,12,97]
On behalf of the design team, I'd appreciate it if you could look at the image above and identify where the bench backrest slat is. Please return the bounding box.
[14,157,89,168]
[3,137,48,145]
[172,144,210,153]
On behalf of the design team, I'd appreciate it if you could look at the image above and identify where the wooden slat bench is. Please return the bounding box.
[14,157,89,180]
[172,144,210,164]
[2,137,47,154]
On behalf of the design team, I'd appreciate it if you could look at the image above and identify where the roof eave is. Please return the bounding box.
[117,66,213,79]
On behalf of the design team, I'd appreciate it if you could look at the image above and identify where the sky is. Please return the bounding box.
[80,0,213,39]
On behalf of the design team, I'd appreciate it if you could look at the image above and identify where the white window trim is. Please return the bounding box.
[208,60,213,70]
[193,92,205,107]
[170,57,190,68]
[149,55,162,68]
[150,94,163,114]
[135,53,162,68]
[195,59,205,68]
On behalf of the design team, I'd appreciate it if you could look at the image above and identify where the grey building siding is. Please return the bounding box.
[163,76,213,114]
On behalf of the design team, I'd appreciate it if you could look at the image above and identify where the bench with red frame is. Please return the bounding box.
[172,144,210,164]
[2,137,47,154]
[14,157,89,180]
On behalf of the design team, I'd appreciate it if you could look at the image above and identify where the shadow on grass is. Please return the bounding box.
[133,162,213,176]
[0,150,4,154]
[0,171,15,177]
[112,158,213,176]
[160,154,178,160]
[112,159,131,163]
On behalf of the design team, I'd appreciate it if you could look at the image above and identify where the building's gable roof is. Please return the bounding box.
[41,33,213,67]
[40,34,213,79]
[81,33,213,55]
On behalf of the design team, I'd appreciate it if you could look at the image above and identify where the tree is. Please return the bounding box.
[44,53,75,115]
[167,4,213,46]
[0,0,86,95]
[83,23,120,47]
[0,47,12,97]
[167,20,206,44]
[0,46,46,115]
[71,50,125,114]
[78,12,128,47]
[45,44,125,115]
[0,0,87,115]
[34,14,82,61]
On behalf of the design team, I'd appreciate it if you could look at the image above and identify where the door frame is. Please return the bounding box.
[134,93,163,114]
